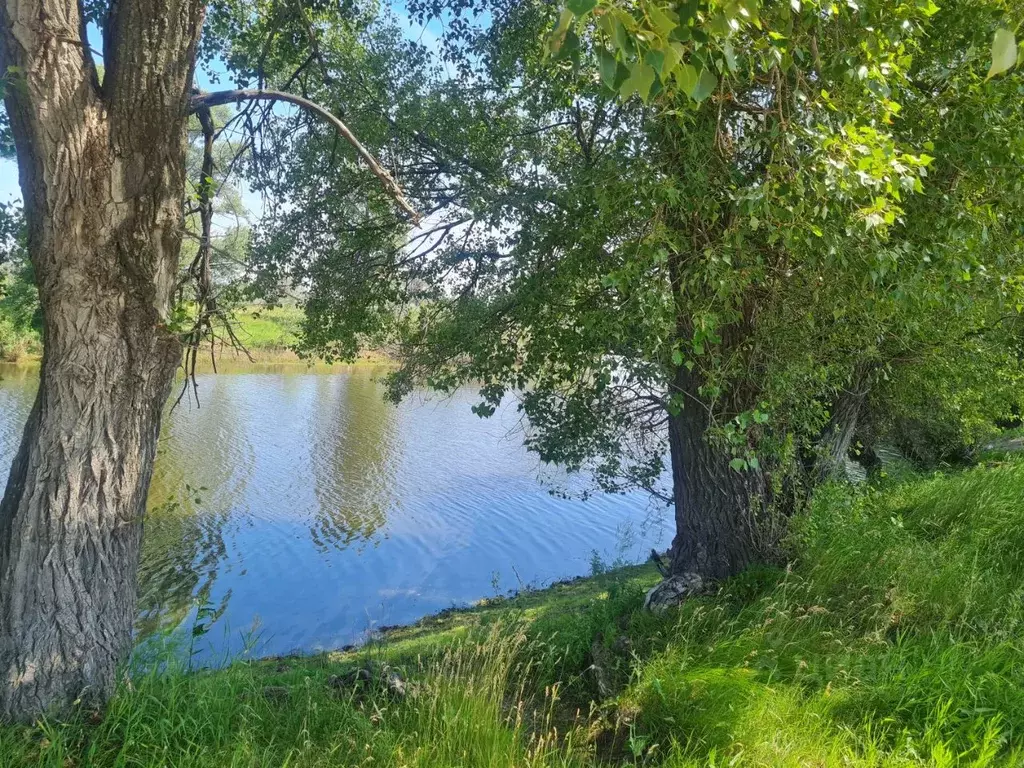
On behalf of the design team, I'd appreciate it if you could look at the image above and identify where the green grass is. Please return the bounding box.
[230,305,305,351]
[0,302,393,367]
[0,315,41,362]
[206,305,391,367]
[4,460,1024,766]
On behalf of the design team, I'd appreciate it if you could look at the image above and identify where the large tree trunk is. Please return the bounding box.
[646,207,772,611]
[0,0,204,721]
[645,367,770,612]
[645,379,769,612]
[666,374,766,582]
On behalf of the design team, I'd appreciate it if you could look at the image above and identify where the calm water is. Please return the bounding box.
[0,365,666,661]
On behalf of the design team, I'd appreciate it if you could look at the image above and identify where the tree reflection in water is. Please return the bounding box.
[136,376,248,643]
[308,373,398,552]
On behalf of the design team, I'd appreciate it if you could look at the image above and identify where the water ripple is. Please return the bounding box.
[0,365,667,661]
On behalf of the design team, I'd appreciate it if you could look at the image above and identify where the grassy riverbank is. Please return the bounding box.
[0,318,40,363]
[4,455,1024,766]
[0,305,393,368]
[0,305,307,365]
[197,305,384,367]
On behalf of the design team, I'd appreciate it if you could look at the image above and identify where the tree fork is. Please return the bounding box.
[811,367,873,483]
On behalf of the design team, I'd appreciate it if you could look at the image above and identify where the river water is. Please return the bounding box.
[0,365,666,662]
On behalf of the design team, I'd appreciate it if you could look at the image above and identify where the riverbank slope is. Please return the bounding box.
[3,454,1024,766]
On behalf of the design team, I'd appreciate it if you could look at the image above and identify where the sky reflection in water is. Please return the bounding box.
[0,365,667,662]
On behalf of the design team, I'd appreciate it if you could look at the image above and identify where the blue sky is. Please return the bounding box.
[0,166,17,204]
[0,152,16,204]
[0,5,444,207]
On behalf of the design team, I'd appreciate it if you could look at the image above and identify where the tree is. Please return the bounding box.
[385,0,939,585]
[837,1,1024,466]
[0,0,414,721]
[558,0,1023,583]
[271,0,1024,602]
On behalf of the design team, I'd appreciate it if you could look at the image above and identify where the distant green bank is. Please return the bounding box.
[0,305,306,364]
[0,305,390,367]
[0,314,41,363]
[229,305,305,353]
[4,453,1024,766]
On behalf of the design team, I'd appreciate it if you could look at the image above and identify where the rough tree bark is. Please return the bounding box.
[667,370,766,580]
[0,0,205,721]
[811,368,872,484]
[644,220,770,612]
[644,370,767,612]
[645,370,768,612]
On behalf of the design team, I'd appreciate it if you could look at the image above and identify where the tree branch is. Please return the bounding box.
[176,101,219,408]
[190,89,421,223]
[289,0,333,84]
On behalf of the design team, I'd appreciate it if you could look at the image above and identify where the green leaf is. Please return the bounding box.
[738,0,760,24]
[723,40,738,72]
[729,458,747,472]
[987,28,1017,80]
[670,24,692,42]
[648,74,665,99]
[566,0,598,15]
[556,7,574,35]
[555,29,581,61]
[645,2,678,36]
[612,17,633,56]
[598,48,619,89]
[709,13,730,37]
[549,8,574,54]
[691,67,718,102]
[645,49,665,74]
[621,61,657,101]
[674,63,698,96]
[660,42,683,78]
[677,0,699,23]
[613,60,631,89]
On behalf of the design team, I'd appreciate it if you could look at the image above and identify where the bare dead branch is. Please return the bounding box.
[175,101,218,409]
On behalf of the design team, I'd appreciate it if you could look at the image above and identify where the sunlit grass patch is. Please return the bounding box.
[0,623,595,768]
[610,460,1024,766]
[230,305,304,351]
